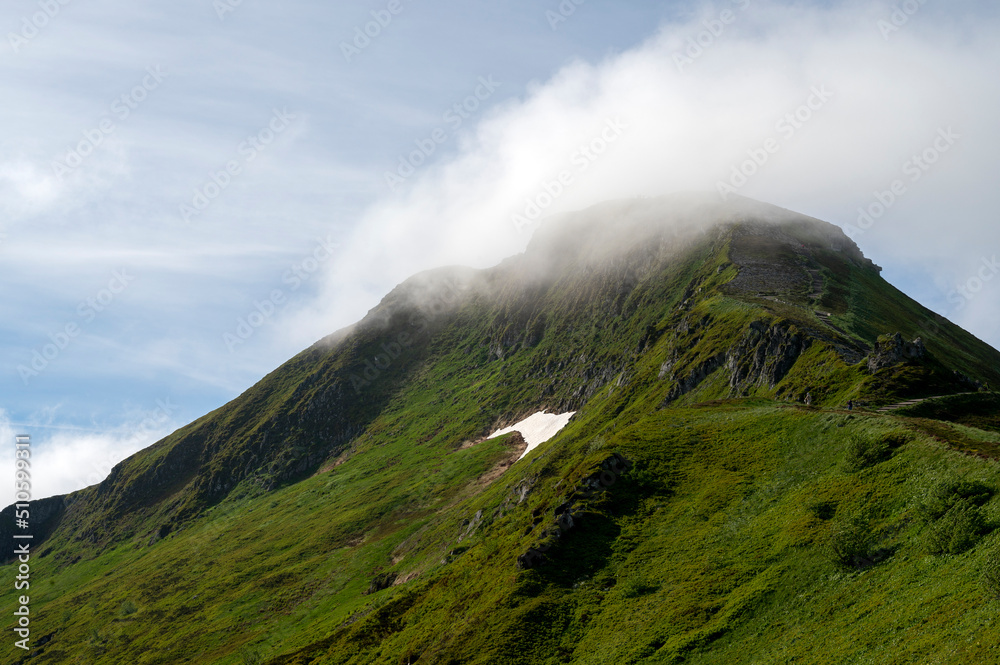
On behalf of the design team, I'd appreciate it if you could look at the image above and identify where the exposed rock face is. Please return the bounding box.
[726,228,811,296]
[660,353,727,405]
[658,350,680,380]
[511,477,536,504]
[867,333,926,372]
[364,572,398,595]
[457,509,486,544]
[952,370,985,392]
[726,220,880,298]
[727,321,811,394]
[0,495,66,559]
[660,320,810,406]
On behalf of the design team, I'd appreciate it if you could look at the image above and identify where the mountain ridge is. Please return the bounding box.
[4,194,1000,665]
[6,194,999,556]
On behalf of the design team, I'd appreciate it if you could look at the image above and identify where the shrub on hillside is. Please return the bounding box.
[981,551,1000,599]
[843,432,907,471]
[118,599,138,617]
[806,499,837,521]
[825,516,880,569]
[925,502,989,555]
[618,575,658,599]
[918,479,994,555]
[239,647,263,665]
[918,480,994,523]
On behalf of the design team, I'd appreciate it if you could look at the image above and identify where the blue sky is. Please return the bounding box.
[2,0,999,500]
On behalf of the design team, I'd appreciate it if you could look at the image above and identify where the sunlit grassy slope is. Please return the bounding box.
[4,195,1000,664]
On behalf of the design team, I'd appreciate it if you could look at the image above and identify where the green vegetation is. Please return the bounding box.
[981,550,1000,599]
[843,431,909,471]
[897,393,1000,434]
[4,200,1000,664]
[918,479,995,555]
[14,403,1000,664]
[824,514,881,570]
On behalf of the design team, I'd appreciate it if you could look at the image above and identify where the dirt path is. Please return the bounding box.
[876,392,980,413]
[877,397,940,412]
[806,267,824,301]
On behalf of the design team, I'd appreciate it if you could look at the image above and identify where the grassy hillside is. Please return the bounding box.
[10,401,1000,664]
[4,196,1000,664]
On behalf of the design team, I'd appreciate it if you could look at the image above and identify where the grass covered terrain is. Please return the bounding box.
[267,402,1000,664]
[11,400,1000,664]
[3,196,1000,664]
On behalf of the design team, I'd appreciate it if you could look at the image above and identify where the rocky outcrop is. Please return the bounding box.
[0,495,67,562]
[660,353,727,406]
[658,350,680,380]
[364,572,398,595]
[952,370,985,392]
[867,333,926,372]
[659,320,810,406]
[725,220,881,308]
[727,321,810,393]
[516,453,632,570]
[457,509,484,543]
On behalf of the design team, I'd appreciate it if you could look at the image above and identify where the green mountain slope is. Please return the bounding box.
[4,194,1000,664]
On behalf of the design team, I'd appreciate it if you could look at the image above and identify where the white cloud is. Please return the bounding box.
[0,159,63,218]
[290,0,1000,351]
[0,405,177,504]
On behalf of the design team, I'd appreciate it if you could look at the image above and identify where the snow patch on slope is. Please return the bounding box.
[488,411,576,461]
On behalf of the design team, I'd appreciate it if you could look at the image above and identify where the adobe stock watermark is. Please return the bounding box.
[384,76,502,191]
[224,235,339,352]
[7,0,73,54]
[349,321,424,394]
[877,0,929,40]
[846,127,959,237]
[348,275,463,394]
[947,255,999,312]
[51,66,167,178]
[716,85,833,200]
[340,0,414,63]
[545,0,587,31]
[674,0,752,73]
[180,108,296,223]
[512,117,628,234]
[214,0,246,21]
[17,269,136,385]
[12,434,33,652]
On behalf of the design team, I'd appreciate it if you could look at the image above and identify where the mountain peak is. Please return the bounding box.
[525,192,877,274]
[6,196,1000,664]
